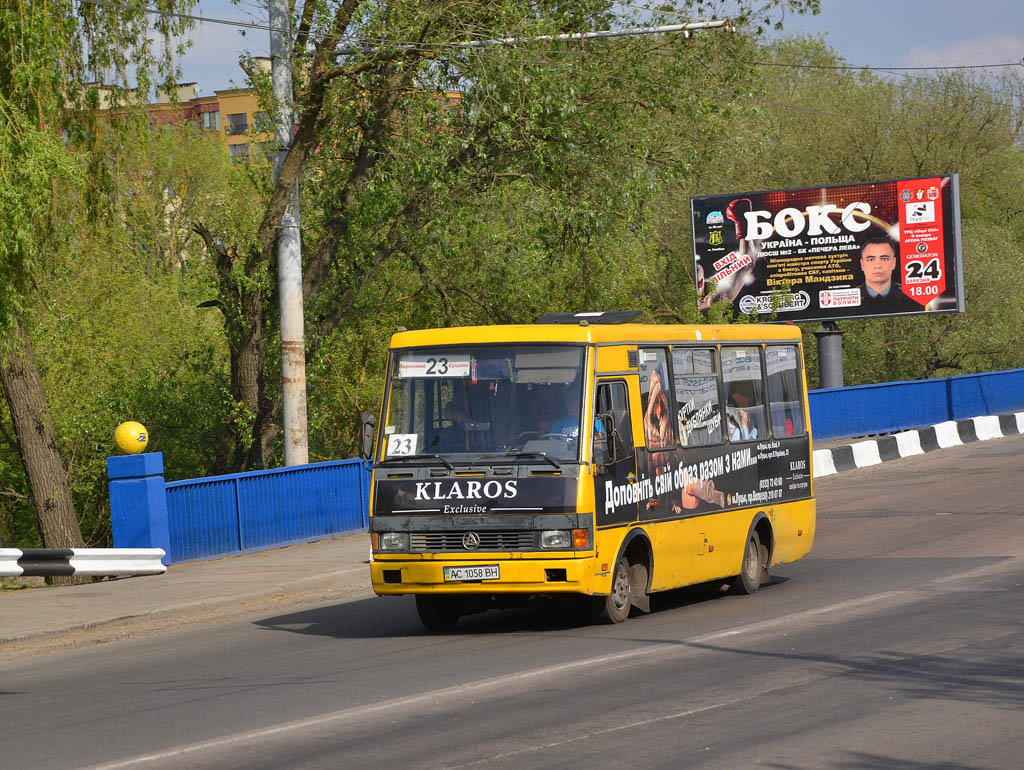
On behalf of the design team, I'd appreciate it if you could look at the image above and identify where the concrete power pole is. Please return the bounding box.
[269,0,308,465]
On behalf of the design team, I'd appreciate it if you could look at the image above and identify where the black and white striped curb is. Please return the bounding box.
[0,548,166,577]
[813,411,1024,478]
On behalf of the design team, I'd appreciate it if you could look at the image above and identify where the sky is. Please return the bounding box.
[172,1,1024,96]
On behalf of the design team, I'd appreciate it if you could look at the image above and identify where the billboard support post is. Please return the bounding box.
[815,322,844,389]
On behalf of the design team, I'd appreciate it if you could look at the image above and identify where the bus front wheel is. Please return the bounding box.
[591,556,632,624]
[416,595,461,632]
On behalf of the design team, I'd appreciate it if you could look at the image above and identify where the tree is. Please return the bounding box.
[196,0,817,469]
[0,0,194,554]
[673,36,1024,386]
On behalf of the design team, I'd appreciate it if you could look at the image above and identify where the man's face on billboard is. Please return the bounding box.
[861,242,897,293]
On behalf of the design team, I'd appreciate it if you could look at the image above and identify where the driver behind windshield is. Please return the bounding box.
[546,384,582,440]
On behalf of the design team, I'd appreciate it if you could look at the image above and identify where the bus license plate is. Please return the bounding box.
[443,565,500,582]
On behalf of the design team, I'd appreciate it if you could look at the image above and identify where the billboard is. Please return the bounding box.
[691,175,964,322]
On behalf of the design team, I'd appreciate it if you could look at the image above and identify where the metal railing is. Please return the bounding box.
[164,460,370,563]
[109,455,369,565]
[108,368,1024,563]
[809,368,1024,440]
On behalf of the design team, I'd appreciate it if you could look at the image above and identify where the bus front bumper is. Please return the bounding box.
[370,555,597,596]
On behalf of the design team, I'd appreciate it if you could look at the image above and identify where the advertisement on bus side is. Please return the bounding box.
[596,440,812,526]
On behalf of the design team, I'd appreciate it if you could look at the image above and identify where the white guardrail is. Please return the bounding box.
[0,548,167,577]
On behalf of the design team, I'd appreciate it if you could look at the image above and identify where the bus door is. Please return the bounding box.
[593,379,639,526]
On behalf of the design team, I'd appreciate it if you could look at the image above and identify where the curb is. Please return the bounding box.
[812,411,1024,477]
[0,565,374,648]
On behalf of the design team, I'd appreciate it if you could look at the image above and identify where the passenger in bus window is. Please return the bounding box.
[727,412,742,442]
[727,393,758,441]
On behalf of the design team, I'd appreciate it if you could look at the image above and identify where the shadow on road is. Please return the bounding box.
[252,577,790,639]
[766,752,994,770]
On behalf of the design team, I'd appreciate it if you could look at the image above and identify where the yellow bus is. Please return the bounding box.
[362,311,815,630]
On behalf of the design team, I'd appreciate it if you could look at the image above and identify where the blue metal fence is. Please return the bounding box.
[109,368,1024,564]
[109,455,370,565]
[809,367,1024,440]
[163,460,371,564]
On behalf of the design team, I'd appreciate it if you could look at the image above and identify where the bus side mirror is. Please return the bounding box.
[359,412,376,460]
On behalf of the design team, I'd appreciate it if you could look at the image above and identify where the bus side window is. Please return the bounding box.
[721,347,768,442]
[638,348,675,451]
[766,345,806,437]
[595,381,633,464]
[672,346,722,446]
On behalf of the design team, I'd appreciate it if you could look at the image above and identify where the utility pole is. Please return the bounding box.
[269,0,308,465]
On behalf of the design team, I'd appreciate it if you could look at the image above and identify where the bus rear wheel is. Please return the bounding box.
[591,556,632,624]
[732,531,768,595]
[416,595,461,632]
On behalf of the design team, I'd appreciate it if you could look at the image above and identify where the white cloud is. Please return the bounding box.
[904,33,1024,68]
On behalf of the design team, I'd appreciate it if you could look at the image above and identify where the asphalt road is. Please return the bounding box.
[3,436,1022,770]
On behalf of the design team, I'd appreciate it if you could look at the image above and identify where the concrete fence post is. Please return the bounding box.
[107,453,171,555]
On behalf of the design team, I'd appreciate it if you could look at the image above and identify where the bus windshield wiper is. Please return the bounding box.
[480,451,561,469]
[377,454,455,470]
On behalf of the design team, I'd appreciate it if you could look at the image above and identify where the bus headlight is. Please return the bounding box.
[540,530,571,549]
[379,532,409,551]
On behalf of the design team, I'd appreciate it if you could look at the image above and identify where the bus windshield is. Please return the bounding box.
[382,344,586,462]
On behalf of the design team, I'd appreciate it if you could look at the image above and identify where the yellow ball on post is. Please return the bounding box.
[115,421,149,454]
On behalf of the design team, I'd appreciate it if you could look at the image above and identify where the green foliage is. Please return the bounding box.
[0,0,205,547]
[6,1,1024,541]
[0,126,234,546]
[0,97,81,334]
[279,2,802,460]
[25,252,228,544]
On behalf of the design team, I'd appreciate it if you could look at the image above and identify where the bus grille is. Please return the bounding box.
[409,531,537,552]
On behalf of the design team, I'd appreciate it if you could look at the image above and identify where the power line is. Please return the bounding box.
[748,58,1024,112]
[334,21,729,56]
[485,50,1024,140]
[76,0,1024,73]
[75,0,1024,132]
[80,0,277,34]
[751,58,1024,72]
[78,0,727,53]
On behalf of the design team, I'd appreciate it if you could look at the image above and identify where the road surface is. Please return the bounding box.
[2,436,1021,769]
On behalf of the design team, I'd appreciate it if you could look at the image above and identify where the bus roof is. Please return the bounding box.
[389,322,803,349]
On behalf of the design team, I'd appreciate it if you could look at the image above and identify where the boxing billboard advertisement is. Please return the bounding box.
[691,175,964,322]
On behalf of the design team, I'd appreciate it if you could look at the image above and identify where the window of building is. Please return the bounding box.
[253,111,273,133]
[253,141,276,160]
[226,113,248,136]
[201,110,220,131]
[672,347,722,446]
[721,347,767,442]
[228,143,250,161]
[766,345,805,438]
